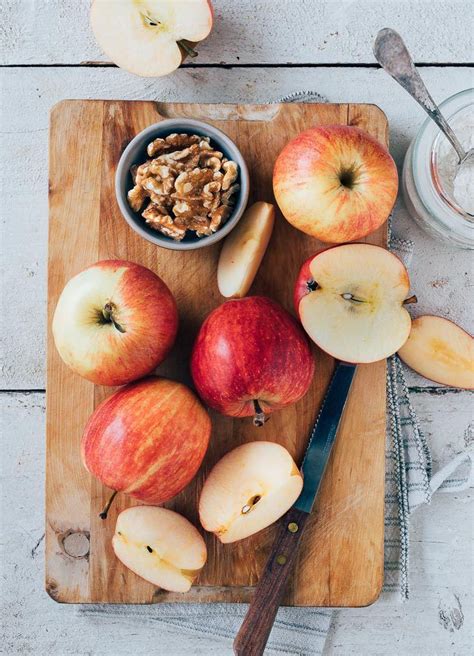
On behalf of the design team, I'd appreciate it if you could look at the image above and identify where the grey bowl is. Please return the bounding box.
[115,118,250,250]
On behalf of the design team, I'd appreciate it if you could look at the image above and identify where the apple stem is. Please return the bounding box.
[178,40,199,58]
[102,303,126,334]
[99,490,118,520]
[403,294,418,305]
[253,400,268,427]
[307,279,319,292]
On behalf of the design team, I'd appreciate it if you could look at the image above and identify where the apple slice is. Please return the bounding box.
[398,315,474,389]
[199,441,303,544]
[294,244,413,363]
[112,506,207,593]
[217,202,275,298]
[91,0,213,78]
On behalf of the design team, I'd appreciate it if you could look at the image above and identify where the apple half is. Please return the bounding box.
[294,244,413,363]
[91,0,213,78]
[199,441,303,543]
[398,315,474,389]
[113,506,207,592]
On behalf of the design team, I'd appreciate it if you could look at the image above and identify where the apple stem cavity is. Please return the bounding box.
[403,294,418,305]
[306,279,319,292]
[102,303,126,334]
[252,400,268,427]
[177,40,199,58]
[99,490,118,520]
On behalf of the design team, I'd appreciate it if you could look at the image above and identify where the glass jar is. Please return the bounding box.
[402,88,474,249]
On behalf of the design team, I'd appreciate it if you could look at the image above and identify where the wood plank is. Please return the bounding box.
[46,99,388,606]
[1,0,471,65]
[2,66,472,391]
[3,390,473,654]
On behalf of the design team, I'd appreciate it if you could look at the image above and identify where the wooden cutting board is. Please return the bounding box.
[46,100,387,607]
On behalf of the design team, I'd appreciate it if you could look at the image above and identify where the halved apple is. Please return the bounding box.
[398,315,474,389]
[294,243,413,363]
[112,506,207,592]
[199,441,303,544]
[217,202,275,298]
[91,0,213,78]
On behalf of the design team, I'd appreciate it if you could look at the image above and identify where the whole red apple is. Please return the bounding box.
[82,377,211,511]
[52,260,178,386]
[273,125,398,243]
[190,296,315,425]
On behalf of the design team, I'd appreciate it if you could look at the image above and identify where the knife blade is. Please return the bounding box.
[233,362,357,656]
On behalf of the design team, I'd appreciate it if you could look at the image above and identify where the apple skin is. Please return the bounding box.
[273,125,398,243]
[190,296,315,420]
[81,377,211,505]
[52,260,178,387]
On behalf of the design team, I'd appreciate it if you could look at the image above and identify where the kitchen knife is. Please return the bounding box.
[233,362,357,656]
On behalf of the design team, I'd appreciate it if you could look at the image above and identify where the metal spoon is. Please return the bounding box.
[374,28,474,216]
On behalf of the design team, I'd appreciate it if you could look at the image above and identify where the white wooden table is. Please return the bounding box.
[1,2,472,654]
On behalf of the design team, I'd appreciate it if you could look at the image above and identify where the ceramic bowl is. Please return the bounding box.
[115,118,250,250]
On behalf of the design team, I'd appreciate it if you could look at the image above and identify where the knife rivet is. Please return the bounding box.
[276,554,287,565]
[287,522,299,533]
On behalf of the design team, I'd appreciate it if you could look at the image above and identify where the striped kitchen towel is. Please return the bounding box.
[78,92,473,655]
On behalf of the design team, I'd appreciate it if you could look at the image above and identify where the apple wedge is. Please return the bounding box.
[398,315,474,389]
[294,244,413,363]
[91,0,213,78]
[217,201,275,298]
[199,441,303,543]
[113,506,207,593]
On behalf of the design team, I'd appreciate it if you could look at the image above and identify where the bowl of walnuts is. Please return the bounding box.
[116,118,250,250]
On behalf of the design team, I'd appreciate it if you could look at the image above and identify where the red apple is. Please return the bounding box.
[91,0,214,78]
[81,377,211,511]
[294,244,413,363]
[190,296,315,425]
[273,125,398,243]
[52,260,178,386]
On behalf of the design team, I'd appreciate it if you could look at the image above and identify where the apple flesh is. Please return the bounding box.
[82,377,211,510]
[113,506,207,592]
[52,260,178,386]
[294,244,413,363]
[90,0,213,78]
[273,125,398,243]
[217,201,275,298]
[398,315,474,389]
[190,296,315,424]
[199,441,303,543]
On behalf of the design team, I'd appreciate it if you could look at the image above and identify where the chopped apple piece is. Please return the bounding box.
[112,506,207,592]
[398,315,474,389]
[295,244,412,364]
[199,441,303,543]
[217,201,275,298]
[91,0,213,78]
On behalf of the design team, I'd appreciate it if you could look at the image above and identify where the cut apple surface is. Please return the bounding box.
[91,0,213,78]
[199,441,303,543]
[398,315,474,389]
[217,201,275,298]
[113,506,207,592]
[295,244,412,363]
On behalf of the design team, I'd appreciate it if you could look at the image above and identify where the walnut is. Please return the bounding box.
[222,161,239,191]
[127,185,147,212]
[127,132,240,240]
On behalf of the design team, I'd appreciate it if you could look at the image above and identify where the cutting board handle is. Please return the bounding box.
[155,102,282,122]
[233,507,309,656]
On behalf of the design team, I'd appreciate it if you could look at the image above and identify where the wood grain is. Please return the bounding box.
[46,100,387,606]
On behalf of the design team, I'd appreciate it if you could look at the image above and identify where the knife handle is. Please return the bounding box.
[233,507,309,656]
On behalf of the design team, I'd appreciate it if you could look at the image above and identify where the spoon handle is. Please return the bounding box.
[374,28,466,161]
